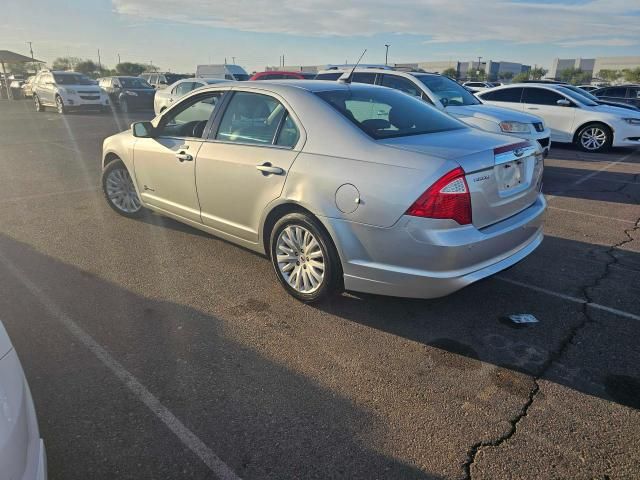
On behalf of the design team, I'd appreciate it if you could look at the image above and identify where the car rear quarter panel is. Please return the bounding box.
[281,149,458,228]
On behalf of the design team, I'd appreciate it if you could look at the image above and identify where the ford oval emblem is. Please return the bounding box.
[514,148,524,157]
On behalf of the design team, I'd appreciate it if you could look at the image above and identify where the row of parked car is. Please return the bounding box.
[22,65,640,153]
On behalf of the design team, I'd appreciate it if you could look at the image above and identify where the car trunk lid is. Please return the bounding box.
[462,141,543,228]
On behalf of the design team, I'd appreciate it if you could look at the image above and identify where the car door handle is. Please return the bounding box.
[176,152,193,162]
[527,107,539,110]
[256,162,284,175]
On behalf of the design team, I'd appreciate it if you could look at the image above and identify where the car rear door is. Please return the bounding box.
[194,90,303,243]
[521,87,575,142]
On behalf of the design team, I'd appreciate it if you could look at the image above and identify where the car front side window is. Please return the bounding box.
[156,93,223,138]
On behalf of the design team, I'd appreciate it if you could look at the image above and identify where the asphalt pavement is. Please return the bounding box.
[0,99,638,479]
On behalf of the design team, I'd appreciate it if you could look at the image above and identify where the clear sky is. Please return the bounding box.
[2,0,639,73]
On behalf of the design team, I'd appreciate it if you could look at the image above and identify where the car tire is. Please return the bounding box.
[269,212,342,303]
[34,95,43,112]
[101,159,145,218]
[120,98,129,114]
[576,123,612,153]
[55,95,66,115]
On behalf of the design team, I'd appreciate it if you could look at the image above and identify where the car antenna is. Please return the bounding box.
[340,49,367,84]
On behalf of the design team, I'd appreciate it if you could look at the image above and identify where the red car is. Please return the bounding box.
[250,71,316,80]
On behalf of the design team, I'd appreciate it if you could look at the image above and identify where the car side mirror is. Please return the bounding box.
[132,121,155,138]
[557,99,571,107]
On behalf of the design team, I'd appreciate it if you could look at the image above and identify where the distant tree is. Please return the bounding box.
[6,62,28,75]
[115,62,148,76]
[75,60,98,75]
[51,56,83,71]
[500,71,514,82]
[529,67,548,80]
[558,67,592,85]
[622,67,640,83]
[512,72,529,83]
[597,69,621,83]
[441,67,457,79]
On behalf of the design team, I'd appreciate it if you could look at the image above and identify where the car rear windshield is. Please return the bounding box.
[233,74,250,81]
[53,74,93,85]
[414,74,480,106]
[316,88,465,139]
[164,74,189,84]
[119,78,152,89]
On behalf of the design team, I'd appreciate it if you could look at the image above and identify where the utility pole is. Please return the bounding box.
[232,56,236,64]
[117,53,121,65]
[385,44,390,66]
[477,56,482,74]
[27,41,37,72]
[97,48,102,72]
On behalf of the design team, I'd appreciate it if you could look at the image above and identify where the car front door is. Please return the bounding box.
[39,73,54,104]
[521,87,575,142]
[195,91,303,243]
[133,91,225,221]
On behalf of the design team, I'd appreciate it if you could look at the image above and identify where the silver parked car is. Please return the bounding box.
[101,81,545,302]
[153,78,229,114]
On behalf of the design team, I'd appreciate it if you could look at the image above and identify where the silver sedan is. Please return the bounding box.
[102,81,545,302]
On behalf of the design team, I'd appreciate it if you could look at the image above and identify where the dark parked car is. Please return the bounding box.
[98,76,155,112]
[592,85,640,109]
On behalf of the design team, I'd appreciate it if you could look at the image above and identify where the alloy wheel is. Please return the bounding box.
[580,127,607,151]
[276,225,325,294]
[105,167,141,213]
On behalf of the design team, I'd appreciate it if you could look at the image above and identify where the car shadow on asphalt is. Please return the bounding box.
[0,234,436,480]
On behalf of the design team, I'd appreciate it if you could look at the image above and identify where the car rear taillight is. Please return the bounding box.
[406,167,471,225]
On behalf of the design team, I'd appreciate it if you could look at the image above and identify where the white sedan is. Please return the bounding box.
[0,321,47,480]
[477,83,640,152]
[153,78,229,114]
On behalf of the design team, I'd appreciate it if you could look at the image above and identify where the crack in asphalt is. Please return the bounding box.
[461,215,640,480]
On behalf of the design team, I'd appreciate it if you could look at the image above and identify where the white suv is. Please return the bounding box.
[316,68,551,153]
[32,70,109,114]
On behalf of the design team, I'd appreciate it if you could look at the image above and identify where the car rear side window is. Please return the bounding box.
[480,87,523,103]
[216,92,288,146]
[315,72,343,81]
[352,72,377,85]
[522,87,565,105]
[380,75,421,98]
[316,88,465,140]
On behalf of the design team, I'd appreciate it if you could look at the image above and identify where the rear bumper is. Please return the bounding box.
[323,194,546,299]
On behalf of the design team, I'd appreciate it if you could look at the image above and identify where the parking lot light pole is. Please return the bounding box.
[385,44,390,66]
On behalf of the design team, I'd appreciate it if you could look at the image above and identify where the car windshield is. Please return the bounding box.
[119,77,152,89]
[53,73,93,85]
[561,85,601,103]
[557,86,598,106]
[316,87,465,139]
[413,74,481,106]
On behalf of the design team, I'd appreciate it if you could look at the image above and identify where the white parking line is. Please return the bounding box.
[495,276,640,322]
[0,256,241,480]
[546,205,637,224]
